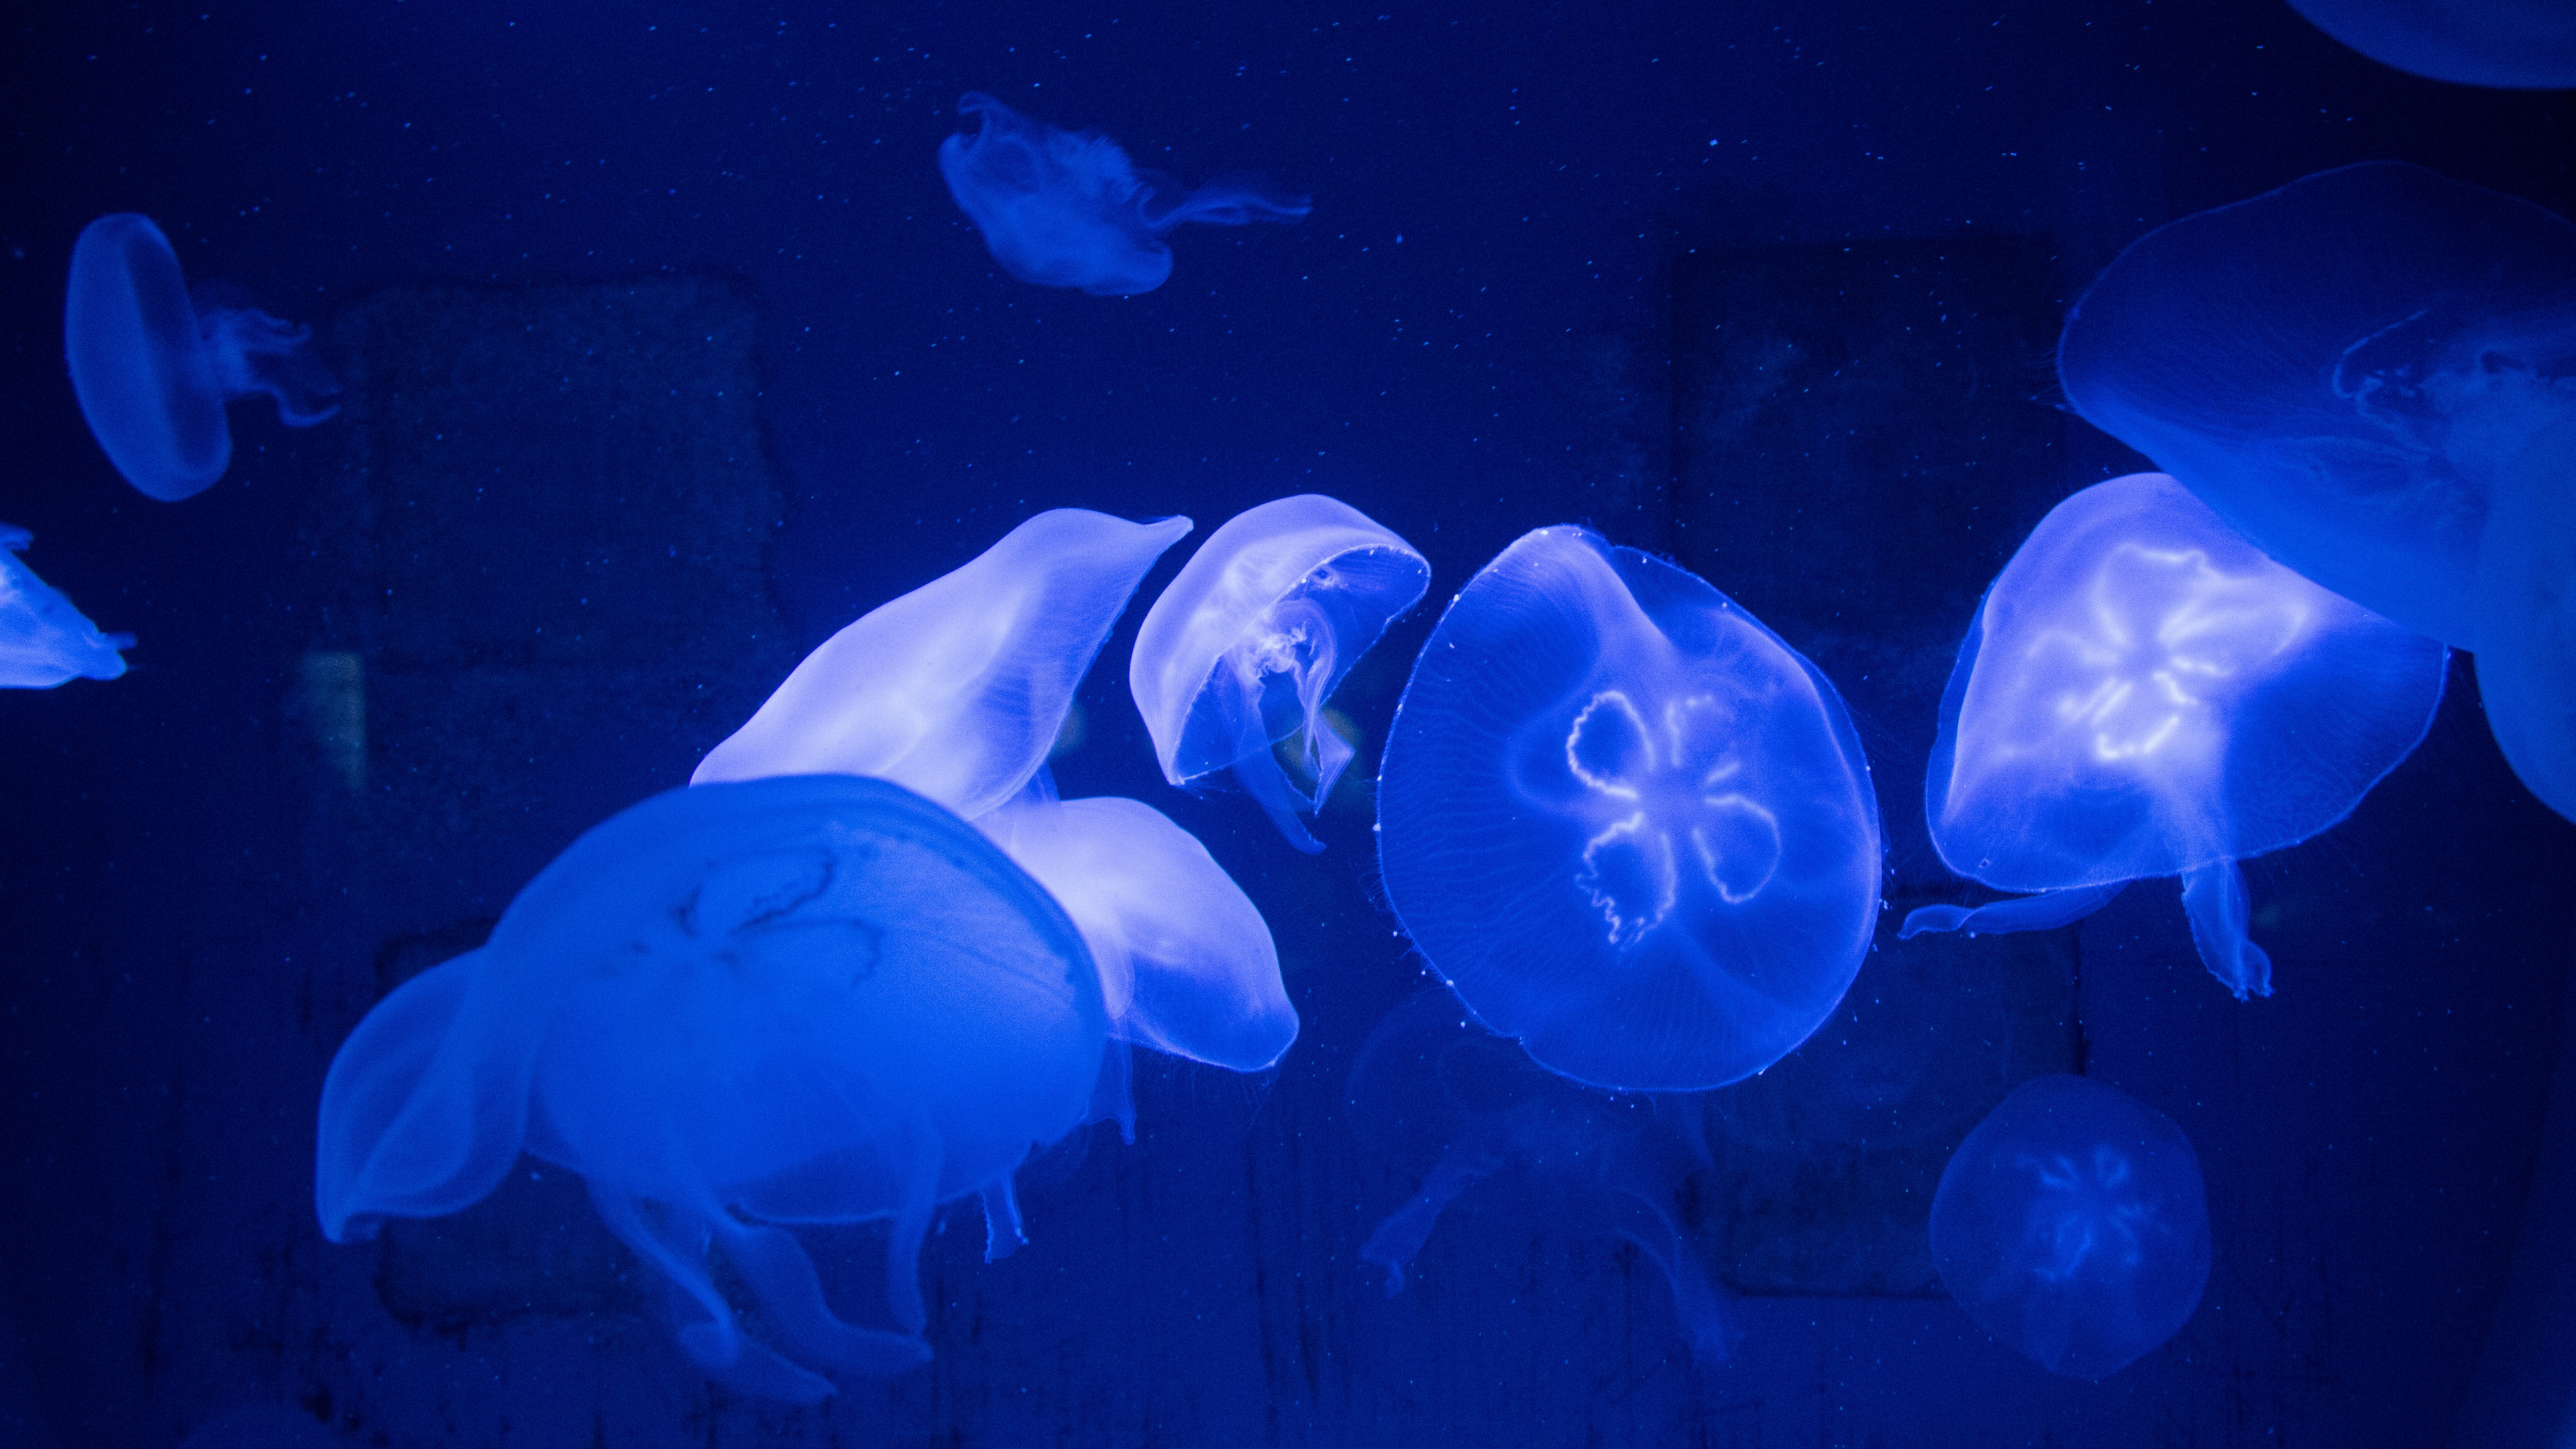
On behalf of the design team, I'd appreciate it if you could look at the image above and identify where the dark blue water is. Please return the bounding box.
[3,3,2571,1444]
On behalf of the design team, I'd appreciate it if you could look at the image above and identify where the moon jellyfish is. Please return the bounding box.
[1130,494,1429,851]
[1931,1074,2210,1380]
[938,92,1311,297]
[1377,525,1882,1093]
[65,213,339,502]
[1347,989,1737,1365]
[0,526,131,688]
[2284,0,2576,89]
[1900,472,2447,998]
[694,509,1191,818]
[315,775,1108,1403]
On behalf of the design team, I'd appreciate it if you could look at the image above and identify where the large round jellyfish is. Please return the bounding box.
[1931,1074,2211,1381]
[315,775,1109,1404]
[1345,989,1737,1366]
[64,213,339,502]
[694,508,1191,818]
[1900,473,2447,998]
[1377,525,1882,1093]
[0,525,131,688]
[1130,494,1429,851]
[2284,0,2576,89]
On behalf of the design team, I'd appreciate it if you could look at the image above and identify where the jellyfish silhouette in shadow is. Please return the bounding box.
[938,92,1311,296]
[0,526,131,688]
[1130,494,1429,851]
[1931,1074,2210,1380]
[316,775,1110,1403]
[65,213,338,502]
[2058,164,2576,820]
[2284,0,2576,89]
[1346,989,1739,1366]
[1900,472,2446,998]
[1377,525,1882,1092]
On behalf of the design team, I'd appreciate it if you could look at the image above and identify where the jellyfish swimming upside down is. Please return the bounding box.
[313,775,1108,1404]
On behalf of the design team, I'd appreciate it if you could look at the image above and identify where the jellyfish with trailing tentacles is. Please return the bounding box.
[0,526,131,688]
[316,775,1112,1403]
[1900,472,2447,998]
[2284,0,2576,89]
[1346,989,1738,1366]
[1130,494,1429,851]
[938,92,1310,297]
[2058,163,2576,820]
[1377,525,1881,1093]
[1931,1074,2211,1380]
[65,213,338,502]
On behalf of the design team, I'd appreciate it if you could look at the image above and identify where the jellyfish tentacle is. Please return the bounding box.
[2180,859,2275,999]
[979,1176,1027,1263]
[881,1120,945,1336]
[710,1214,932,1376]
[1898,881,2128,940]
[1359,1141,1507,1296]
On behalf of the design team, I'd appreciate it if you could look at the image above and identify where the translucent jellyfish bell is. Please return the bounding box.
[1130,494,1429,851]
[315,775,1108,1404]
[2284,0,2576,89]
[1900,473,2447,998]
[0,526,132,688]
[1377,525,1882,1093]
[65,213,339,502]
[694,509,1191,818]
[938,93,1311,297]
[1931,1074,2211,1381]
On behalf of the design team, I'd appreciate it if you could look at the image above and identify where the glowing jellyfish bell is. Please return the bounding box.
[2284,0,2576,89]
[1931,1074,2212,1380]
[65,213,339,502]
[315,775,1110,1404]
[1377,525,1882,1093]
[1129,494,1430,851]
[1901,472,2448,998]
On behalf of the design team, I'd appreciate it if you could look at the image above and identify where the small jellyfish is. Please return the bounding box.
[2284,0,2576,89]
[315,775,1110,1403]
[64,213,339,502]
[0,525,131,688]
[1377,525,1882,1093]
[693,509,1191,819]
[1900,472,2447,999]
[938,92,1311,297]
[1129,494,1429,851]
[1931,1074,2211,1381]
[1346,989,1737,1366]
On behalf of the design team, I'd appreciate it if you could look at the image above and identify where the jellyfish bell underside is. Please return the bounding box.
[315,775,1108,1403]
[0,525,132,688]
[64,212,337,502]
[1900,472,2447,999]
[938,91,1311,297]
[1931,1074,2212,1381]
[2285,0,2576,89]
[1376,525,1882,1093]
[1130,493,1430,851]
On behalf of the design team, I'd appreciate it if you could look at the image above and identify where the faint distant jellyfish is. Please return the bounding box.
[1377,525,1882,1093]
[1931,1074,2211,1380]
[1346,989,1737,1366]
[1900,472,2447,999]
[2284,0,2576,89]
[938,92,1311,297]
[315,775,1110,1404]
[693,508,1192,819]
[0,525,131,688]
[1130,494,1429,851]
[64,213,339,502]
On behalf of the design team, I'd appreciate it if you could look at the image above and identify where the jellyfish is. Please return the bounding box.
[1346,989,1737,1365]
[1931,1074,2210,1380]
[693,509,1191,819]
[937,92,1311,297]
[1129,494,1429,851]
[0,525,131,688]
[315,774,1110,1403]
[1376,525,1882,1093]
[1899,472,2447,998]
[2284,0,2576,89]
[64,213,339,502]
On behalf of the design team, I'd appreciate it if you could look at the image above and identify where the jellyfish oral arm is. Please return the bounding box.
[2180,859,2275,999]
[1898,881,2128,941]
